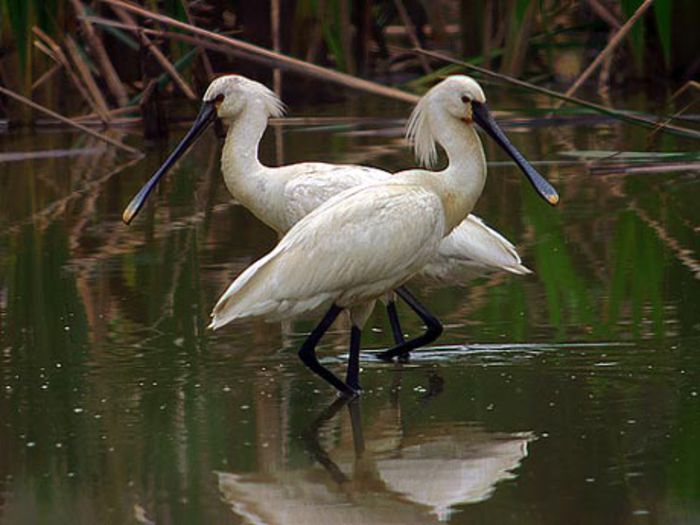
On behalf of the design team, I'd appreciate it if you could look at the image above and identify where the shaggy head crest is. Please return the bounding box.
[203,75,286,118]
[406,91,439,168]
[406,75,486,168]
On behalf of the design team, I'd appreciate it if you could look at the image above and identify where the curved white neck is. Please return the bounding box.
[432,109,487,232]
[219,101,286,232]
[221,101,267,177]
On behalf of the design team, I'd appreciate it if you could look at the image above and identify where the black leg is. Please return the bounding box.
[346,326,362,391]
[298,305,357,397]
[376,286,443,361]
[386,299,406,344]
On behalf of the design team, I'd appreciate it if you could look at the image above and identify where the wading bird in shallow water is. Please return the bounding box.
[123,75,546,363]
[203,76,557,396]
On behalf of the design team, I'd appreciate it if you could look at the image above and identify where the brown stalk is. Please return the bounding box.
[585,0,621,29]
[415,48,700,141]
[98,0,419,104]
[557,0,654,106]
[271,0,282,95]
[393,0,431,74]
[0,85,141,155]
[33,29,108,121]
[111,5,197,100]
[68,0,129,106]
[31,63,63,92]
[64,35,112,121]
[179,0,214,83]
[74,104,139,121]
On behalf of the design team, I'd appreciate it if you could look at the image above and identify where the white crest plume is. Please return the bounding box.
[244,77,286,119]
[406,89,439,168]
[204,75,286,118]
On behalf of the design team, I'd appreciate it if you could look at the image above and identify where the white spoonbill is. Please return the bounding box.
[123,75,541,359]
[203,76,558,395]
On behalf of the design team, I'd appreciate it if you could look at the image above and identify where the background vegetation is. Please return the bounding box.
[0,0,698,131]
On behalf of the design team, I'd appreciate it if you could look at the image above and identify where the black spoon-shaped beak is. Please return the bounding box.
[122,101,218,224]
[472,102,559,206]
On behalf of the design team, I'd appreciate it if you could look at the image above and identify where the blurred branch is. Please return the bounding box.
[393,0,431,74]
[0,85,141,154]
[69,0,129,106]
[111,5,197,100]
[33,27,109,122]
[585,0,621,29]
[65,35,111,119]
[416,48,700,141]
[98,0,419,104]
[558,0,654,106]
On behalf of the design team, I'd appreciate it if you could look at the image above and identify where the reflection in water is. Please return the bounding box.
[218,386,533,524]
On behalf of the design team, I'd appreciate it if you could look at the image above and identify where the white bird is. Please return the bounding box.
[158,76,557,395]
[123,75,540,362]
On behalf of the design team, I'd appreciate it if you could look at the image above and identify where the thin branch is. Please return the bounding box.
[69,0,129,106]
[33,28,108,121]
[65,35,111,121]
[271,0,282,94]
[111,5,197,100]
[0,85,141,155]
[558,0,654,105]
[415,48,700,141]
[585,0,621,29]
[393,0,432,74]
[98,0,419,104]
[31,63,63,92]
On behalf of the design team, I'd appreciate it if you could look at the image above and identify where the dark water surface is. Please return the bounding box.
[1,92,699,524]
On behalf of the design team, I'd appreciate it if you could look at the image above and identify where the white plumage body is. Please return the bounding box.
[209,76,529,293]
[208,75,514,329]
[210,182,444,328]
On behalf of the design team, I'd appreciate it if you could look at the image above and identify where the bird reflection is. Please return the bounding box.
[217,380,534,524]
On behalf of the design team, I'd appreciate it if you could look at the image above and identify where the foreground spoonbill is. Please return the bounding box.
[203,76,558,395]
[123,75,542,359]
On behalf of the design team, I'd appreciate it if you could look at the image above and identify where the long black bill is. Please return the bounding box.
[122,102,218,224]
[472,102,559,206]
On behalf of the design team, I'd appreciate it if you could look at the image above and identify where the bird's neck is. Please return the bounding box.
[221,102,267,177]
[220,103,285,232]
[433,111,487,232]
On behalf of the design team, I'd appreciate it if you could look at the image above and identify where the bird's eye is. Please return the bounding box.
[214,94,225,103]
[461,95,471,104]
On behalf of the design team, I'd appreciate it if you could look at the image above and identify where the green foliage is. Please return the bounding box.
[621,0,646,70]
[653,0,672,66]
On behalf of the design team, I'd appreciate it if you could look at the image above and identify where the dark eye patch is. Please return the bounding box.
[214,94,225,103]
[461,95,471,104]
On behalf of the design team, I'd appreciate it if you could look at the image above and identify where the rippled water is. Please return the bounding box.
[1,90,699,524]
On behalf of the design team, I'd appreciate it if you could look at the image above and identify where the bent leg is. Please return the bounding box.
[386,299,406,344]
[377,287,443,361]
[298,305,357,397]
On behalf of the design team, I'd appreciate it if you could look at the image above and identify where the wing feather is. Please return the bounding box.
[210,183,443,327]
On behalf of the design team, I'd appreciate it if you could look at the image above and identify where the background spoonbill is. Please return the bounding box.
[205,76,558,395]
[123,75,544,359]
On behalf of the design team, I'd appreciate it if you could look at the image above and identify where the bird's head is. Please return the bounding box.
[407,75,559,206]
[203,75,285,121]
[121,75,285,224]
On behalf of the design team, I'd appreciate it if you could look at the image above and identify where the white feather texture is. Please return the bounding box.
[204,74,286,118]
[195,75,530,331]
[406,93,439,168]
[209,183,444,328]
[406,75,486,169]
